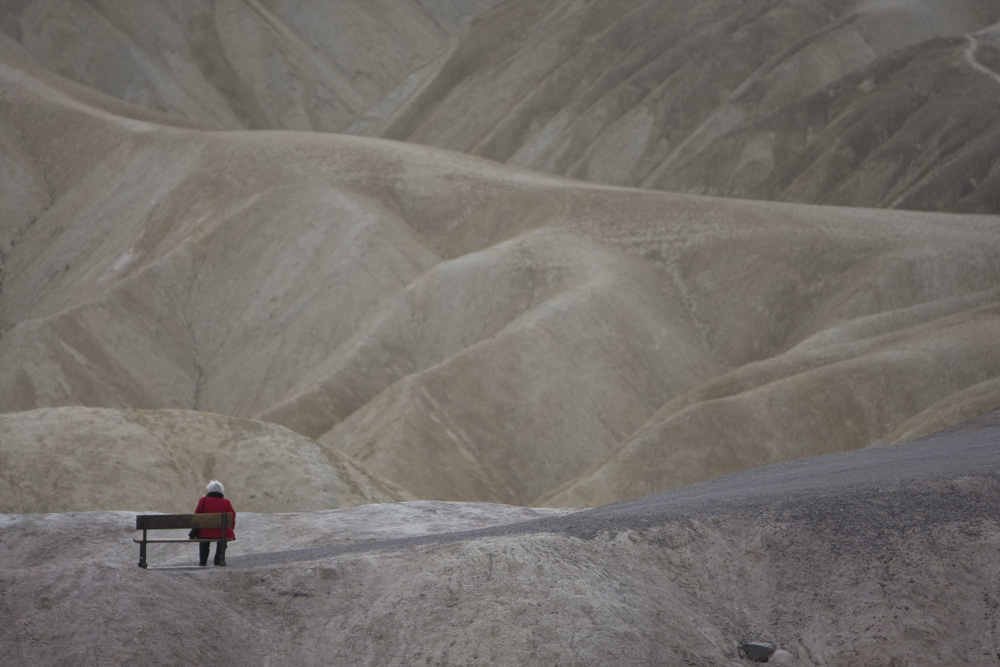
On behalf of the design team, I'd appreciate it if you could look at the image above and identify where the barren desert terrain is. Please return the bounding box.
[2,1,1000,665]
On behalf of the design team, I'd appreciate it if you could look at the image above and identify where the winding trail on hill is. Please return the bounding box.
[231,410,1000,568]
[965,35,1000,86]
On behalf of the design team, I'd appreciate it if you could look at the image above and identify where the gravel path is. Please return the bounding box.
[231,410,1000,568]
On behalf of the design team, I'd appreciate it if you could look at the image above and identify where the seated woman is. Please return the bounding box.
[194,480,236,566]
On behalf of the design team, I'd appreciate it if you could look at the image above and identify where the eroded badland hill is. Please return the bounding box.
[2,1,1000,665]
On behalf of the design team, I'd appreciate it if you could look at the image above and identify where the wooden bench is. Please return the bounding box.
[134,513,231,569]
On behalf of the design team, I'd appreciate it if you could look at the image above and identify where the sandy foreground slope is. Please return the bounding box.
[2,411,999,667]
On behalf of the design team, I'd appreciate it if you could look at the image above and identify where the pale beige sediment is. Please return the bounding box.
[2,2,1000,510]
[0,407,407,514]
[2,39,1000,507]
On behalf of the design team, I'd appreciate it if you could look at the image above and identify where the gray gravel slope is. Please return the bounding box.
[233,408,1000,568]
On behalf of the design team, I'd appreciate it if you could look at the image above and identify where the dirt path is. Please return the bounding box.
[231,409,1000,568]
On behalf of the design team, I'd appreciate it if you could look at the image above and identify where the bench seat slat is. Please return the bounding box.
[133,537,233,543]
[136,513,228,530]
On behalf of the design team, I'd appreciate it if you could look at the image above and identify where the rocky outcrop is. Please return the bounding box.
[740,641,776,662]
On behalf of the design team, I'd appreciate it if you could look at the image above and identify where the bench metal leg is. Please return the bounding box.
[138,527,148,568]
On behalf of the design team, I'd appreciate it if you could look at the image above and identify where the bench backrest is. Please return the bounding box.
[136,513,228,531]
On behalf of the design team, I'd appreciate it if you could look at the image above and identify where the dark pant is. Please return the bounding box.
[199,540,227,566]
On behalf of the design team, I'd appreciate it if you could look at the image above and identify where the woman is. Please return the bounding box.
[194,480,236,566]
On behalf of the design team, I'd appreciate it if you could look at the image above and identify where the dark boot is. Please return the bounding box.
[213,541,228,566]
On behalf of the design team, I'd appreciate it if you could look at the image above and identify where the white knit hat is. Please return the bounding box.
[206,480,224,494]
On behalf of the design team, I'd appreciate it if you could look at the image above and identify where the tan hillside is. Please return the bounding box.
[0,0,505,131]
[546,293,1000,506]
[653,29,1000,212]
[3,1,998,212]
[3,3,1000,665]
[0,407,407,513]
[1,34,1000,506]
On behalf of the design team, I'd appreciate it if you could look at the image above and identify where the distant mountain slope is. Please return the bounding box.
[3,0,997,211]
[652,30,1000,212]
[364,0,1000,212]
[0,0,505,130]
[2,46,999,506]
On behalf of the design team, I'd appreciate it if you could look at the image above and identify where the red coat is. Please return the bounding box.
[194,495,236,540]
